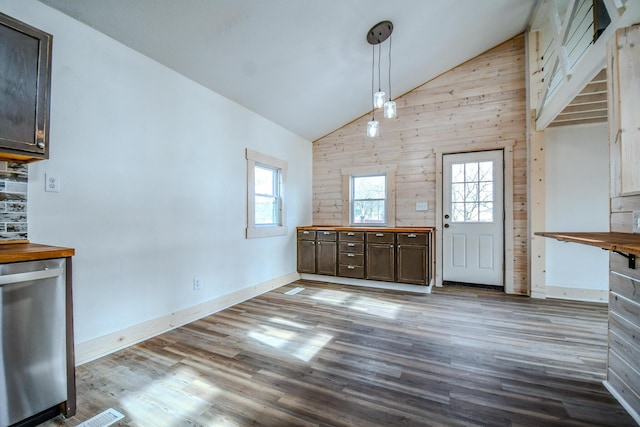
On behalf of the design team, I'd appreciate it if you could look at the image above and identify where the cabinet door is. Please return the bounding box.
[397,244,427,285]
[317,241,337,276]
[366,243,395,282]
[0,13,52,160]
[297,240,316,274]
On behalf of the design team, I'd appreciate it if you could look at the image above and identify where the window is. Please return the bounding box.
[341,165,396,227]
[351,175,386,224]
[254,164,280,225]
[246,149,287,238]
[450,160,494,223]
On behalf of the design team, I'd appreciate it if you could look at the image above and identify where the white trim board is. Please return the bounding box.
[300,274,433,294]
[75,272,300,365]
[544,285,608,303]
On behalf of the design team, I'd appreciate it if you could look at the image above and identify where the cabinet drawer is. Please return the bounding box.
[366,232,395,244]
[339,253,364,266]
[297,230,316,240]
[339,242,364,253]
[317,230,337,241]
[397,233,428,245]
[339,264,365,279]
[339,231,365,242]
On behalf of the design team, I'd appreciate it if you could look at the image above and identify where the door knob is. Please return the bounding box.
[444,224,450,228]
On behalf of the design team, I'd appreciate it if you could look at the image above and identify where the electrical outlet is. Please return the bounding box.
[416,202,428,211]
[45,173,60,193]
[633,210,640,233]
[193,277,202,290]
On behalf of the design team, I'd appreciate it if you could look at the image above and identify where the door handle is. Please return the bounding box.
[444,224,450,228]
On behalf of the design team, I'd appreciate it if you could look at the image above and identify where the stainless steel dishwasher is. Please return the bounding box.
[0,258,67,427]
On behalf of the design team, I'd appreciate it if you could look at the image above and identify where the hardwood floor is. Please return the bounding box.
[42,281,636,427]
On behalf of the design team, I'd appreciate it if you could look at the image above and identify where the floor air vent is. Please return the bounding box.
[284,287,305,295]
[76,408,125,427]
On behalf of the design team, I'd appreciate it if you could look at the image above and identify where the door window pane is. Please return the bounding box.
[450,161,494,223]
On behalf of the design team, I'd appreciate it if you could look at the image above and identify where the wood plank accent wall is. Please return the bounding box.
[605,24,640,423]
[312,35,528,294]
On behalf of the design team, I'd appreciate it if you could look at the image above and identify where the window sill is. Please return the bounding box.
[246,225,288,239]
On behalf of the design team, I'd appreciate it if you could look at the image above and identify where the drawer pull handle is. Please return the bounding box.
[347,243,355,247]
[323,231,331,235]
[376,233,384,237]
[347,232,355,236]
[347,253,355,257]
[303,231,310,234]
[347,265,355,269]
[408,234,417,238]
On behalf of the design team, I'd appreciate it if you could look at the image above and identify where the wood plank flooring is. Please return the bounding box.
[42,281,636,426]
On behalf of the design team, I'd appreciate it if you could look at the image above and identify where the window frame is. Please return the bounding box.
[350,174,387,225]
[246,149,288,238]
[341,164,396,227]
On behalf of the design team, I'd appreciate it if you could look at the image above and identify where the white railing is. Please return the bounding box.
[529,0,639,130]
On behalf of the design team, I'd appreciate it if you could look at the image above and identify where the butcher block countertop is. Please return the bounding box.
[0,243,75,263]
[535,232,640,257]
[297,226,435,233]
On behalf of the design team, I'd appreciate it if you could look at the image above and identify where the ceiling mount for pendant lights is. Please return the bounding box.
[366,20,395,138]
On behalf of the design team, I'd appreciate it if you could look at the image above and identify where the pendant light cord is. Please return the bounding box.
[371,44,375,120]
[377,43,382,93]
[388,35,392,101]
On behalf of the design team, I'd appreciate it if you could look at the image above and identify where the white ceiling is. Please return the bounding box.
[38,0,537,141]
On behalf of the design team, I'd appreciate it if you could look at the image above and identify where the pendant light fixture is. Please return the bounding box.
[366,21,394,137]
[383,33,396,119]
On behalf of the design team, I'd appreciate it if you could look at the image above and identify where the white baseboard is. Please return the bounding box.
[545,285,608,303]
[603,380,640,425]
[300,274,432,294]
[75,272,300,365]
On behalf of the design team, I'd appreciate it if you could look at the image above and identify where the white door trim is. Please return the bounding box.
[435,140,516,293]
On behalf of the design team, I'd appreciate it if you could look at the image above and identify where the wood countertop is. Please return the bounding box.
[535,232,640,257]
[0,243,75,263]
[297,226,434,233]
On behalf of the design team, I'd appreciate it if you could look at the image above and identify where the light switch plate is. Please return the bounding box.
[45,173,60,193]
[416,202,428,211]
[633,210,640,233]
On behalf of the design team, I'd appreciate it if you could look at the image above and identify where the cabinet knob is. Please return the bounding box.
[37,142,45,149]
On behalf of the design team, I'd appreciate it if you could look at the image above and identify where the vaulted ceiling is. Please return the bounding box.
[38,0,538,141]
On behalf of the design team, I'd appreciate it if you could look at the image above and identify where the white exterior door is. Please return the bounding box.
[442,150,504,287]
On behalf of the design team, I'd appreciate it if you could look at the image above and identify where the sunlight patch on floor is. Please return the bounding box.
[119,365,220,424]
[269,316,310,329]
[310,289,401,319]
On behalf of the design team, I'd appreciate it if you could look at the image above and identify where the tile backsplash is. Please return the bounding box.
[0,161,28,241]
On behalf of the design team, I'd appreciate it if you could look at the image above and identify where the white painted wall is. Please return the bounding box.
[1,1,312,345]
[544,123,609,299]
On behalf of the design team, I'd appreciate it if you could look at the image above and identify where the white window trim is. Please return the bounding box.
[246,148,288,238]
[341,164,396,227]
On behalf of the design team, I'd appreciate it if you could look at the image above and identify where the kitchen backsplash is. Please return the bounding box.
[0,162,28,241]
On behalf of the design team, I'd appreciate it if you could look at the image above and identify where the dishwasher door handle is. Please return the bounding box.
[0,268,64,286]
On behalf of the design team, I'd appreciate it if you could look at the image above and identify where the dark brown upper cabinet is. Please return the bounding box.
[0,12,52,162]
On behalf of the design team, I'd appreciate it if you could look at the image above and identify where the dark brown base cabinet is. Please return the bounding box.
[297,227,432,286]
[296,230,316,273]
[338,231,365,278]
[397,233,430,285]
[316,230,337,276]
